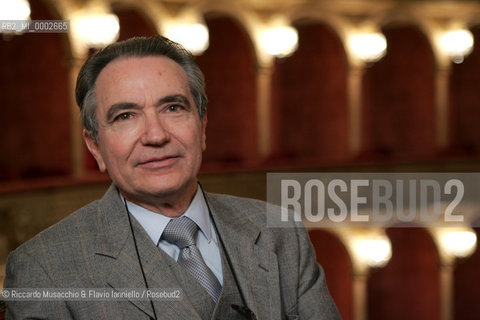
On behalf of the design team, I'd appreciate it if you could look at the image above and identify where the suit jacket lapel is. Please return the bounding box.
[93,185,204,320]
[89,186,281,319]
[206,193,282,320]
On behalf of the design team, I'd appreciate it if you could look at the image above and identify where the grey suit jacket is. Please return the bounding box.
[4,185,340,319]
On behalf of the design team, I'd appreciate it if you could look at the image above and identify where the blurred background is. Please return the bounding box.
[2,0,480,319]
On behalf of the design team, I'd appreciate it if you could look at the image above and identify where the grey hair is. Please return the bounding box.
[75,36,207,143]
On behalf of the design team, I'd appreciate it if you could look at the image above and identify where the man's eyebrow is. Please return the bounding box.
[158,94,192,108]
[106,102,139,122]
[105,95,192,122]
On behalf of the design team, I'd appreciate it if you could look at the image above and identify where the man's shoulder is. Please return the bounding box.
[207,192,267,211]
[3,198,110,290]
[206,192,291,232]
[206,192,269,219]
[9,199,101,258]
[207,192,292,223]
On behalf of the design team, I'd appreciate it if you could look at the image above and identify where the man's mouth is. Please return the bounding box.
[137,156,180,169]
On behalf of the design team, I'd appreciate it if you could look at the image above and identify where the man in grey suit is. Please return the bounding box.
[3,36,340,319]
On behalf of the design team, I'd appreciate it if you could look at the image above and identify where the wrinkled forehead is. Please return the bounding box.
[96,55,188,88]
[93,55,193,114]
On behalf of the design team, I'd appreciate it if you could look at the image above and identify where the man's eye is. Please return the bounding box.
[114,113,133,121]
[167,104,183,112]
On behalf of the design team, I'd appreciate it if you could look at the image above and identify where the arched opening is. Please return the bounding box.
[0,0,71,180]
[368,227,440,320]
[454,226,480,319]
[113,5,158,41]
[362,24,436,161]
[196,14,258,170]
[309,229,353,320]
[449,25,480,156]
[270,20,349,166]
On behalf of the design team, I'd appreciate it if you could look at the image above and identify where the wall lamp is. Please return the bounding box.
[435,228,477,258]
[348,32,387,63]
[165,23,209,55]
[71,4,119,49]
[336,228,393,271]
[260,25,298,58]
[0,0,31,20]
[0,0,31,34]
[353,233,392,268]
[440,29,474,64]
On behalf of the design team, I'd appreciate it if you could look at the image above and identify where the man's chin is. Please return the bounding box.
[131,180,197,201]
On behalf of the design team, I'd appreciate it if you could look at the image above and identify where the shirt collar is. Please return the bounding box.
[125,186,212,245]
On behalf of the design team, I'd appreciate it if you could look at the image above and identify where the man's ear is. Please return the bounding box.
[201,113,207,151]
[83,129,107,172]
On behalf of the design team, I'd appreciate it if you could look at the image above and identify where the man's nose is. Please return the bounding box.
[140,114,170,146]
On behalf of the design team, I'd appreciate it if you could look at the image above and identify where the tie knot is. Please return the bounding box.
[162,216,198,249]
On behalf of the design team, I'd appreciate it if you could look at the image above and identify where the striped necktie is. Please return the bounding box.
[162,216,222,302]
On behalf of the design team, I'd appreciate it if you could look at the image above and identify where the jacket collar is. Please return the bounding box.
[94,185,206,319]
[93,185,281,319]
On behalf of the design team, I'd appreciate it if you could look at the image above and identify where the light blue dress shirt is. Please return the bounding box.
[124,187,223,285]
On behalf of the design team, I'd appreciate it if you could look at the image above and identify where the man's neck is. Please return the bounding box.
[121,182,198,217]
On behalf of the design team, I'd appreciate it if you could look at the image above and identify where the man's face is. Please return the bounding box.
[84,56,206,210]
